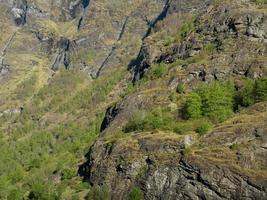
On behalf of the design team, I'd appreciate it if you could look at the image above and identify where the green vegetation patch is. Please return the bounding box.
[195,121,212,136]
[183,93,202,119]
[86,185,111,200]
[128,187,144,200]
[123,108,173,133]
[235,77,267,109]
[197,81,235,122]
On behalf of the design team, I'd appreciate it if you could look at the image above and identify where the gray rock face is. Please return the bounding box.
[196,4,267,41]
[0,65,9,81]
[79,132,190,199]
[11,0,27,26]
[130,0,212,83]
[246,14,266,39]
[130,1,267,84]
[51,38,71,70]
[143,159,266,200]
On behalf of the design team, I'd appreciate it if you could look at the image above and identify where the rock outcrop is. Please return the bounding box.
[130,0,267,84]
[11,0,28,26]
[80,102,267,200]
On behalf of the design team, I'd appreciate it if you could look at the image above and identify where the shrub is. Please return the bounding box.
[150,63,168,79]
[180,20,195,39]
[163,36,175,46]
[183,93,202,119]
[197,82,235,122]
[86,186,110,200]
[203,43,216,54]
[71,194,80,200]
[173,126,183,134]
[255,77,267,102]
[176,83,185,94]
[122,114,146,133]
[7,189,24,200]
[235,77,267,109]
[173,119,211,135]
[236,79,255,107]
[123,109,171,133]
[28,182,60,200]
[62,168,76,180]
[73,182,90,191]
[195,122,211,135]
[121,83,135,97]
[148,109,166,129]
[128,187,144,200]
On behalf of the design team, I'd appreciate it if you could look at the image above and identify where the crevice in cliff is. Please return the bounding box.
[23,0,28,25]
[100,104,120,132]
[51,39,71,71]
[142,0,170,40]
[77,0,91,30]
[118,16,129,41]
[128,0,171,83]
[92,16,129,79]
[77,17,84,30]
[78,147,94,183]
[93,47,115,78]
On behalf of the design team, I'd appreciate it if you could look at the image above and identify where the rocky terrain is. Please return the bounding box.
[0,0,266,199]
[82,102,267,199]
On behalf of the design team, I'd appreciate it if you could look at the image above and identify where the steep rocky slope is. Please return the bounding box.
[0,0,176,199]
[82,102,267,199]
[79,0,267,199]
[0,0,266,199]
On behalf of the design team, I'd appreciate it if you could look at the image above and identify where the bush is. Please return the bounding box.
[203,43,216,54]
[123,109,171,133]
[86,186,110,200]
[180,20,195,39]
[148,109,166,129]
[235,77,267,108]
[163,36,175,46]
[128,187,144,200]
[195,122,211,135]
[122,114,147,133]
[121,83,135,97]
[197,82,235,122]
[7,189,24,200]
[28,182,60,200]
[150,63,168,79]
[255,77,267,102]
[236,79,255,107]
[183,93,202,119]
[62,168,76,180]
[176,83,185,94]
[173,126,183,134]
[173,119,211,135]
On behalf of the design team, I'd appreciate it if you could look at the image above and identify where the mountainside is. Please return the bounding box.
[0,0,266,199]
